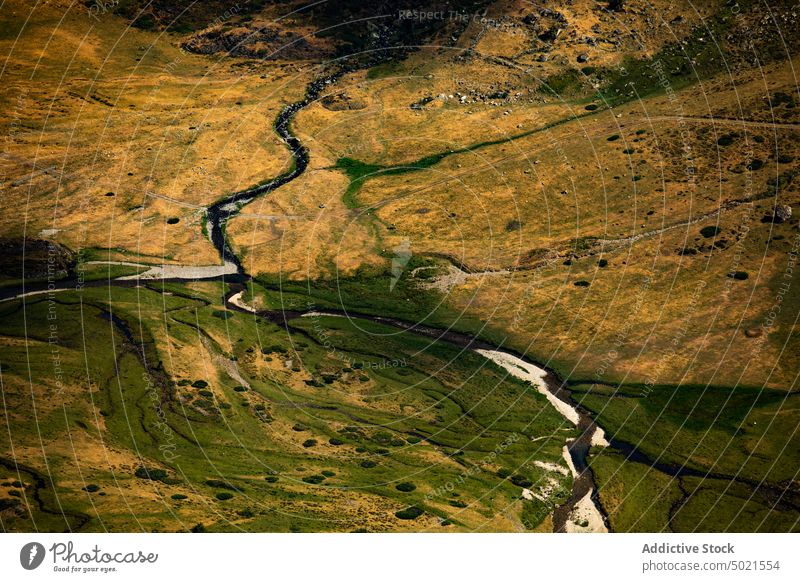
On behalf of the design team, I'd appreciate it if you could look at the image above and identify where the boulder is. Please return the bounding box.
[773,204,792,223]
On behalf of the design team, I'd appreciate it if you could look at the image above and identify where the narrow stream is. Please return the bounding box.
[205,71,343,270]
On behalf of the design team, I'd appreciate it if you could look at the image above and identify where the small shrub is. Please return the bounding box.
[215,492,234,501]
[166,217,180,225]
[497,468,512,479]
[321,470,336,477]
[135,467,168,482]
[264,475,279,483]
[510,475,533,488]
[395,506,424,520]
[0,498,20,510]
[302,474,326,484]
[329,437,344,446]
[449,500,468,508]
[198,389,213,398]
[302,439,318,448]
[190,523,206,533]
[607,134,620,142]
[406,436,421,444]
[82,484,100,493]
[237,508,255,518]
[598,259,608,268]
[717,133,737,146]
[728,271,749,280]
[699,226,721,238]
[360,460,378,468]
[171,493,188,500]
[206,479,239,491]
[233,386,247,392]
[396,482,416,492]
[211,310,233,320]
[191,380,209,389]
[574,280,590,287]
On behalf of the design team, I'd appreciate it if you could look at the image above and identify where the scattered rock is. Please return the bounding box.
[773,204,792,223]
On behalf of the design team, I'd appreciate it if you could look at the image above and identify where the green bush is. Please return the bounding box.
[215,492,234,501]
[329,437,345,446]
[497,468,512,479]
[728,271,749,280]
[82,484,100,493]
[171,493,188,500]
[395,506,424,520]
[264,475,279,483]
[233,386,247,392]
[510,475,533,488]
[0,498,20,510]
[598,259,608,268]
[206,479,240,491]
[302,439,318,448]
[135,467,168,482]
[191,380,209,389]
[360,460,378,468]
[607,134,620,142]
[190,523,206,533]
[700,226,721,238]
[449,500,468,508]
[321,470,336,477]
[302,474,326,484]
[395,482,416,492]
[574,280,590,287]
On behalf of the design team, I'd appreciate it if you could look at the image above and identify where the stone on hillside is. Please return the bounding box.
[773,204,792,223]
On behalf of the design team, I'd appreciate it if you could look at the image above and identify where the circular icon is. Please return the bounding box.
[19,542,46,570]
